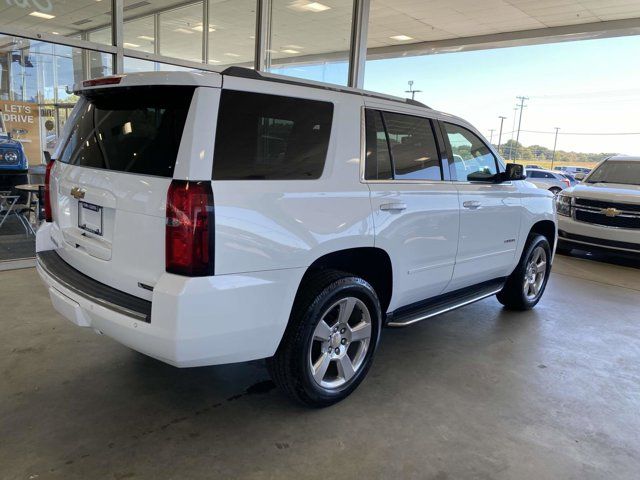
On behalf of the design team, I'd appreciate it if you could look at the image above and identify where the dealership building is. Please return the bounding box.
[1,1,640,479]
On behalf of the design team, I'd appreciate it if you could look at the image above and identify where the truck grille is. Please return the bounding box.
[574,198,640,229]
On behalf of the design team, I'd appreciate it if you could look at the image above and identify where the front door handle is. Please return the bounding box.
[380,203,407,212]
[463,200,481,209]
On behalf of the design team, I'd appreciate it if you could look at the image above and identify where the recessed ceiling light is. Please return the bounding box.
[51,31,60,35]
[390,34,413,41]
[281,49,300,54]
[137,35,154,41]
[289,1,331,13]
[29,11,55,19]
[209,59,221,63]
[224,52,240,57]
[174,28,194,34]
[123,42,140,48]
[283,44,304,50]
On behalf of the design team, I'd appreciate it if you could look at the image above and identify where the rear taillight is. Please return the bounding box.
[562,179,570,188]
[165,180,214,277]
[44,158,55,222]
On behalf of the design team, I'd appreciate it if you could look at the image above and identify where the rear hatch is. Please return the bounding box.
[48,84,196,301]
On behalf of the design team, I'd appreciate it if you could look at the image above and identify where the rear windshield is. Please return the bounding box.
[56,86,194,177]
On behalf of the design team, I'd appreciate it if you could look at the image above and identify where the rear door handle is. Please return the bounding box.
[380,203,407,212]
[463,200,481,210]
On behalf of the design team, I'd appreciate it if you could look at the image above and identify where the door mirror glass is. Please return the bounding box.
[504,163,525,181]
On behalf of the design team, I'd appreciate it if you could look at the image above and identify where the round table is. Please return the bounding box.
[15,184,43,193]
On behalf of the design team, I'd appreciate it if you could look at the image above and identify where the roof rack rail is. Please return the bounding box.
[220,66,431,109]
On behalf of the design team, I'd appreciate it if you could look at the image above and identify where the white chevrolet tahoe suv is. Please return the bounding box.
[36,68,556,406]
[556,156,640,256]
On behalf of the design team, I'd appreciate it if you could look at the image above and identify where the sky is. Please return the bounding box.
[278,35,640,155]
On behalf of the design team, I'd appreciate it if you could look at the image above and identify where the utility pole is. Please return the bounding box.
[508,106,518,161]
[405,80,422,100]
[489,129,495,144]
[497,115,506,156]
[514,96,529,162]
[551,127,560,169]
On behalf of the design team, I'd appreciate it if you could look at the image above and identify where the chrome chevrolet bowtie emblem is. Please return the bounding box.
[601,207,621,217]
[70,186,86,199]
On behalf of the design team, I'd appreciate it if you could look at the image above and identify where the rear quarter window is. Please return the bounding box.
[213,90,333,180]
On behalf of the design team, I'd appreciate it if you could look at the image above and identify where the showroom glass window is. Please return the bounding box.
[444,123,498,181]
[0,1,112,41]
[268,0,354,85]
[213,91,334,180]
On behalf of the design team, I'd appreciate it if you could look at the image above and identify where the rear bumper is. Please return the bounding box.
[557,215,640,254]
[36,237,305,367]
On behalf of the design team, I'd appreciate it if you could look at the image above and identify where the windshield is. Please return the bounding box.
[586,160,640,186]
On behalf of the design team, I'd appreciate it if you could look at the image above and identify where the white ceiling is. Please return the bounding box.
[367,0,640,48]
[1,0,640,66]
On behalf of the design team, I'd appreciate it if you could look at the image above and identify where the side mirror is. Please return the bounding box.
[574,172,586,181]
[502,163,526,181]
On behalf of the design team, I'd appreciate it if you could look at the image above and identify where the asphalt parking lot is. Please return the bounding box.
[1,253,639,479]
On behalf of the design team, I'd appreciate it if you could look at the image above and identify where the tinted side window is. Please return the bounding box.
[528,171,542,178]
[213,90,333,180]
[364,109,392,180]
[445,123,498,181]
[383,112,441,181]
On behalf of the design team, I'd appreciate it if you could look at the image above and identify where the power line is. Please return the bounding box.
[499,129,640,136]
[520,129,640,136]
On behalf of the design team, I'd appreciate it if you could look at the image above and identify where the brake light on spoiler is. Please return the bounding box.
[82,75,125,88]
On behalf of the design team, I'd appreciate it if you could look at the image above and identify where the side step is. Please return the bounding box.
[385,278,506,328]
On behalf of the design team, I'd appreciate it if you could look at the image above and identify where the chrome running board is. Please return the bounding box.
[386,279,505,328]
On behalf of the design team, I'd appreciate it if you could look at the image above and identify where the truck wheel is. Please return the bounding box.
[555,242,572,255]
[497,234,551,311]
[267,270,382,407]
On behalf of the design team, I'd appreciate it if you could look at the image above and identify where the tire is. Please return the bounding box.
[267,269,382,407]
[555,241,572,256]
[497,234,552,311]
[549,187,561,196]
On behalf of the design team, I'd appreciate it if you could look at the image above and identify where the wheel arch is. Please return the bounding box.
[530,219,557,252]
[299,247,393,315]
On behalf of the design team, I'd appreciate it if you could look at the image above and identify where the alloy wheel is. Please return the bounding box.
[308,297,372,389]
[523,246,547,300]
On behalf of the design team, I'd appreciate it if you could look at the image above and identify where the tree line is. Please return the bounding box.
[496,139,617,164]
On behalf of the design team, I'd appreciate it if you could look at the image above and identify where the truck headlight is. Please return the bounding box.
[3,150,18,163]
[555,194,572,217]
